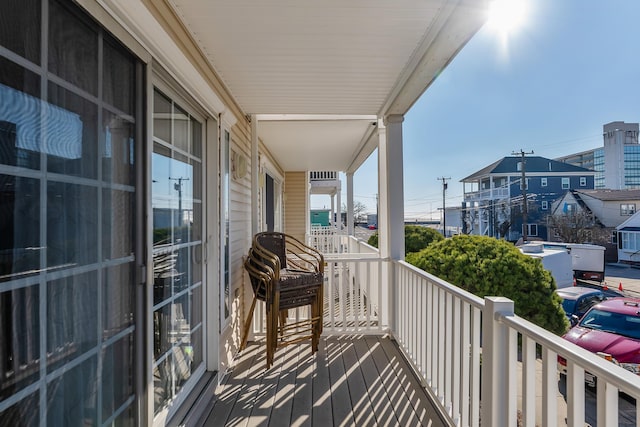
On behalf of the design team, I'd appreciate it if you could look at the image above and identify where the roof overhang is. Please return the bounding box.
[165,0,488,172]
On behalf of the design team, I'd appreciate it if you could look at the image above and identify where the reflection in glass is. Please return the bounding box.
[46,356,97,426]
[0,285,40,401]
[102,189,134,261]
[47,83,98,179]
[47,272,98,372]
[153,357,173,414]
[0,0,41,64]
[47,182,98,268]
[0,2,139,424]
[102,335,134,420]
[152,88,203,414]
[103,39,135,115]
[103,112,135,186]
[0,391,39,427]
[0,175,40,282]
[103,264,135,339]
[48,0,98,95]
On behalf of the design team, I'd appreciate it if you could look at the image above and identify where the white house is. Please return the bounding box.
[616,210,640,265]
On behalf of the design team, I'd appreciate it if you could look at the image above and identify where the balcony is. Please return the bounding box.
[199,235,640,427]
[464,187,510,202]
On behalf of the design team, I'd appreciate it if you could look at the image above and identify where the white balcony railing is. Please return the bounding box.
[464,187,510,202]
[255,235,640,426]
[307,226,349,254]
[310,171,338,181]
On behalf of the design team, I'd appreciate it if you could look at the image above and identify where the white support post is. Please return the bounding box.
[330,193,336,228]
[481,296,514,427]
[251,114,259,236]
[336,187,342,230]
[378,114,404,333]
[378,114,405,261]
[347,172,354,235]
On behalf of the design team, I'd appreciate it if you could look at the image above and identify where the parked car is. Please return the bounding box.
[559,298,640,387]
[555,286,606,326]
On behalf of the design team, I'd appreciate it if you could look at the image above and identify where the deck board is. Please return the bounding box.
[202,336,451,427]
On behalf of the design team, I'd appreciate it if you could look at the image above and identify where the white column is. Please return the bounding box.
[347,172,354,235]
[378,115,405,260]
[251,115,259,236]
[330,193,335,228]
[336,187,342,230]
[481,297,515,427]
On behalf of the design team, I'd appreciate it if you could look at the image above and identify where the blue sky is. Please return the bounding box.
[325,0,640,219]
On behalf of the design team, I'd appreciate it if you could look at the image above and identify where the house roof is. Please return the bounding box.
[156,0,488,172]
[461,156,593,182]
[575,189,640,201]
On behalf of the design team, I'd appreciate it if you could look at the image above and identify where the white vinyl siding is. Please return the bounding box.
[284,172,308,242]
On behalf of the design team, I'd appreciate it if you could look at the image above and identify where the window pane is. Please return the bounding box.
[47,83,98,179]
[47,272,98,371]
[0,59,41,169]
[0,175,40,282]
[102,189,134,261]
[153,357,173,414]
[153,90,172,143]
[0,285,40,401]
[102,335,134,422]
[103,263,135,339]
[0,0,41,64]
[47,356,97,426]
[0,391,39,427]
[48,0,98,95]
[103,38,135,114]
[47,182,98,268]
[103,112,135,186]
[153,304,172,359]
[173,104,190,153]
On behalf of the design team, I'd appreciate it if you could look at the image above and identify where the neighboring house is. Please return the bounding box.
[616,210,640,265]
[551,189,640,228]
[461,156,594,241]
[0,1,491,426]
[549,189,640,260]
[557,121,640,190]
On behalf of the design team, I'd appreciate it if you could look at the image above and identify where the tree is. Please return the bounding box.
[342,200,369,224]
[547,210,609,244]
[367,225,444,254]
[406,235,568,334]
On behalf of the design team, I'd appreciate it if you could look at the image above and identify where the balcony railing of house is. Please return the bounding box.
[261,234,640,426]
[307,227,350,254]
[464,187,510,202]
[310,171,338,181]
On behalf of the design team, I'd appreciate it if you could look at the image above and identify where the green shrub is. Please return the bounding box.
[367,225,444,254]
[406,235,569,335]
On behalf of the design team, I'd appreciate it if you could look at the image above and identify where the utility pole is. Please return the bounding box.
[437,177,450,237]
[170,176,189,225]
[511,149,534,243]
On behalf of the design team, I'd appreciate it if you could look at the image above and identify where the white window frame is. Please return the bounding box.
[562,177,570,189]
[621,203,636,216]
[541,177,548,187]
[580,176,587,186]
[541,201,548,210]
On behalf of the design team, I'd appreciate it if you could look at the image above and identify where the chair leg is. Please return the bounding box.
[279,310,288,337]
[240,295,258,351]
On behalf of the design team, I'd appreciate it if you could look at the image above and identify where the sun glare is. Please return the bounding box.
[487,0,527,34]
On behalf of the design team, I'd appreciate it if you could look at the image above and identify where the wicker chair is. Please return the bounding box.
[242,232,324,368]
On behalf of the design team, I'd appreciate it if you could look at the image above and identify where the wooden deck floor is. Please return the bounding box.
[201,335,451,427]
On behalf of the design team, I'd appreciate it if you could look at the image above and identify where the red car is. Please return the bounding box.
[560,298,640,386]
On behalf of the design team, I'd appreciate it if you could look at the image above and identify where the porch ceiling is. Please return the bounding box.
[167,0,487,172]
